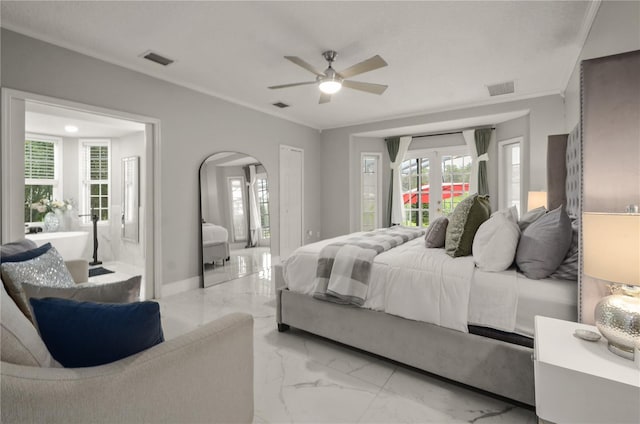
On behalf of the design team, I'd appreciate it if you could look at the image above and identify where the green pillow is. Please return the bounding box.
[445,194,491,257]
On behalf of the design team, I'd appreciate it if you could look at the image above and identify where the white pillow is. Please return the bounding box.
[492,205,519,223]
[472,213,521,272]
[1,284,59,367]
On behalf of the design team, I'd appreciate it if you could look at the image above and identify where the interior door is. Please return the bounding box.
[279,145,303,259]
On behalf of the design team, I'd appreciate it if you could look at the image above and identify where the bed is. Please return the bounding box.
[202,223,230,266]
[275,132,580,406]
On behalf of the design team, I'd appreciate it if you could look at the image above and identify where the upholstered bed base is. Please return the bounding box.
[276,287,535,406]
[203,241,229,265]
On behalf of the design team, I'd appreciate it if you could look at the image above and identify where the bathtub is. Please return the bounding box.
[26,231,90,260]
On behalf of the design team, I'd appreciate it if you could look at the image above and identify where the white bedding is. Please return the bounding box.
[202,223,228,244]
[283,236,577,337]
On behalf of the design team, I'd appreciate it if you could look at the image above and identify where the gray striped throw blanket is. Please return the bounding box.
[313,227,426,306]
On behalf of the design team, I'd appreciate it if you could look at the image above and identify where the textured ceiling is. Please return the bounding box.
[1,1,595,130]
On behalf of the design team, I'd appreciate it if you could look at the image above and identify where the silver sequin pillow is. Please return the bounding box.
[0,247,75,322]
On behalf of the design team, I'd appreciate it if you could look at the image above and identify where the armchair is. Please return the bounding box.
[1,238,254,423]
[1,312,254,423]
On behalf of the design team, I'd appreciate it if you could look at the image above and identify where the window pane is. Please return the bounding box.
[24,184,53,223]
[101,210,109,221]
[25,140,55,180]
[91,197,99,208]
[101,196,109,208]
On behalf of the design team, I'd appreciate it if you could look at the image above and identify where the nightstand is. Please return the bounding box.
[534,316,640,424]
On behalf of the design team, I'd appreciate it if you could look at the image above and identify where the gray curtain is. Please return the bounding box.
[385,137,401,227]
[474,128,492,196]
[242,166,255,248]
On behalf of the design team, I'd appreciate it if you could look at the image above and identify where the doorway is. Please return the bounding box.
[1,89,161,299]
[401,147,472,227]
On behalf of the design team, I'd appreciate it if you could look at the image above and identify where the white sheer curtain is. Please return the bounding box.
[248,165,261,242]
[462,130,479,194]
[391,136,412,225]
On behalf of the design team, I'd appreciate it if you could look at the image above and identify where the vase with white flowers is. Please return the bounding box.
[31,198,74,232]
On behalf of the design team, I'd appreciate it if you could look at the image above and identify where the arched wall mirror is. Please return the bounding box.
[199,152,271,288]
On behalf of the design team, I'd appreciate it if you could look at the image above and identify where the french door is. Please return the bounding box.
[401,147,472,227]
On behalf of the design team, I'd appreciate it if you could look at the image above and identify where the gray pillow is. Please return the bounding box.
[518,206,547,231]
[551,218,579,281]
[424,217,449,248]
[445,194,491,257]
[23,275,142,305]
[1,247,75,322]
[516,206,572,280]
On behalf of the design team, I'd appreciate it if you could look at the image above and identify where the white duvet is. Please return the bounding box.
[284,236,520,333]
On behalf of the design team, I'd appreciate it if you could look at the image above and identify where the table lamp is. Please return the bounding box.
[583,212,640,359]
[527,191,547,211]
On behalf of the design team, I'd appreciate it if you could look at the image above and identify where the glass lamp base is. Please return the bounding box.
[595,289,640,362]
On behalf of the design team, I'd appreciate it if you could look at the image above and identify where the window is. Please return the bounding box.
[401,157,430,227]
[498,138,522,214]
[440,154,472,215]
[80,140,110,223]
[228,177,246,241]
[257,176,270,239]
[24,135,61,223]
[361,153,382,231]
[401,148,471,227]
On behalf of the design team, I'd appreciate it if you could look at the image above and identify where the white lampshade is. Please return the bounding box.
[527,191,547,211]
[583,212,640,286]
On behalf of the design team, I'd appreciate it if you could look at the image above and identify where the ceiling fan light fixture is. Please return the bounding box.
[319,79,342,94]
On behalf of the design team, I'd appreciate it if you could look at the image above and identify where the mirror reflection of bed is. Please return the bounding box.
[199,152,270,288]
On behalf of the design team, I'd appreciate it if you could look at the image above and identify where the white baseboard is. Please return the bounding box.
[161,276,200,298]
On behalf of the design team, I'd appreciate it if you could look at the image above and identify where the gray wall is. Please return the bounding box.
[322,95,565,238]
[1,29,323,286]
[564,0,640,131]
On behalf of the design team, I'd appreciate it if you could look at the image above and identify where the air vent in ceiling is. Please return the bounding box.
[487,81,515,97]
[141,51,174,66]
[272,102,290,109]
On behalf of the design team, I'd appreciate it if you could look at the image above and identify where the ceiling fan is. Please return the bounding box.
[268,50,388,104]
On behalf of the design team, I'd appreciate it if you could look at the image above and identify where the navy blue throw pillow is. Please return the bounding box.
[2,243,52,263]
[30,297,164,368]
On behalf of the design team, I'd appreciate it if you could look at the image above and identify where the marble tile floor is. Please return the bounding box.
[203,246,271,287]
[158,272,537,424]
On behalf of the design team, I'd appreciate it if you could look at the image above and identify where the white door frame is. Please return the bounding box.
[279,144,304,258]
[1,88,162,299]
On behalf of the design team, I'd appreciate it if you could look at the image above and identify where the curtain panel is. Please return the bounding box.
[385,136,412,226]
[243,165,261,248]
[243,166,254,247]
[474,128,492,196]
[462,130,479,194]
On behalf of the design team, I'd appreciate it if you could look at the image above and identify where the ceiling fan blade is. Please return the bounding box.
[342,80,388,95]
[319,92,332,104]
[285,56,326,77]
[338,55,387,79]
[268,81,317,90]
